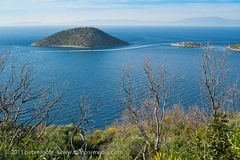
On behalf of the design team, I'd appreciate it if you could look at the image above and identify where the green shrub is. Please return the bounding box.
[106,126,148,160]
[230,128,240,159]
[207,113,235,160]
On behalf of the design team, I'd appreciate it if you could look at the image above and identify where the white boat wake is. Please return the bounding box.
[30,44,161,53]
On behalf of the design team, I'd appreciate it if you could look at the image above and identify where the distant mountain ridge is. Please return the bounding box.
[31,27,129,49]
[173,16,240,26]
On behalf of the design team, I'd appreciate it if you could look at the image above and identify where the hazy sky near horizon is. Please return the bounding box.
[1,0,240,26]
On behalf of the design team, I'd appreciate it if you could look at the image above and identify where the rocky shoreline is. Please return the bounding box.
[171,41,207,48]
[31,44,97,49]
[228,45,240,52]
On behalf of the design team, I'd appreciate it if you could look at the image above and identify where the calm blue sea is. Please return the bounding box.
[0,26,240,129]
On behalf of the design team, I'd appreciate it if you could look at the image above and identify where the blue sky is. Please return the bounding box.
[0,0,240,26]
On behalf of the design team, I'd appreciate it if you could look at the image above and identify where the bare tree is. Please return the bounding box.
[121,59,173,158]
[143,60,171,151]
[121,66,150,160]
[0,55,63,148]
[201,47,238,116]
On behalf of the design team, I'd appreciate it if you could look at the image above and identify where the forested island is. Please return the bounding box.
[31,27,129,49]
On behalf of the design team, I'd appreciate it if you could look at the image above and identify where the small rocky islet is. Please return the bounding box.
[228,44,240,52]
[171,41,240,52]
[171,41,207,48]
[31,27,129,49]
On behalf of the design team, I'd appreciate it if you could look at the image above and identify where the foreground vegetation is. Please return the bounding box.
[1,108,240,160]
[0,48,240,159]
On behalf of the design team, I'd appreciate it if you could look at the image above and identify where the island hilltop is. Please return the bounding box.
[171,41,207,48]
[31,27,129,49]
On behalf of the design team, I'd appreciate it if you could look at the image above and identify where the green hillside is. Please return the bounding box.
[31,27,129,49]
